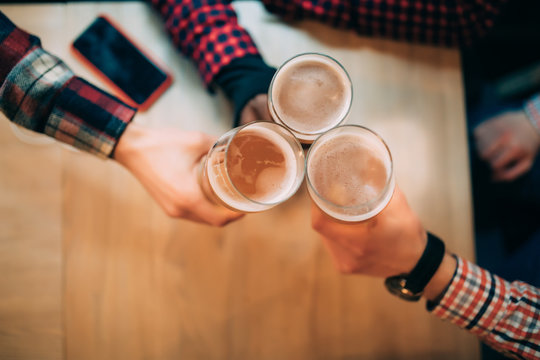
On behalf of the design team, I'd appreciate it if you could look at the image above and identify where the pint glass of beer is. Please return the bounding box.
[268,53,353,143]
[306,125,395,222]
[200,122,305,212]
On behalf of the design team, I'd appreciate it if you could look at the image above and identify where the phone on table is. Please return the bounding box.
[72,15,173,111]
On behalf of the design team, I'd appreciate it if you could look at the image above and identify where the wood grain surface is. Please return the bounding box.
[0,2,477,359]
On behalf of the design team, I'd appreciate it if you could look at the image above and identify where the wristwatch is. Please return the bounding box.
[384,232,445,301]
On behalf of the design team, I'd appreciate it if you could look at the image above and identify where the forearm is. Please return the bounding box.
[0,11,135,158]
[149,0,260,87]
[427,256,540,360]
[261,0,508,47]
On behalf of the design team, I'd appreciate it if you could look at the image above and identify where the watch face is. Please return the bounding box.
[384,276,423,302]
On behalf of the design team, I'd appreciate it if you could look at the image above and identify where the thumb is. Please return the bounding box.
[187,131,218,154]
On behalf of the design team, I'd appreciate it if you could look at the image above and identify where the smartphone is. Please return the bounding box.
[72,15,173,111]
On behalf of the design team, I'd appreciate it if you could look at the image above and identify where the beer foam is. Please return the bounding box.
[271,55,351,135]
[208,125,299,211]
[307,131,392,220]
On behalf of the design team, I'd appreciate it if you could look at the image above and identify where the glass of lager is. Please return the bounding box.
[268,53,353,143]
[199,122,305,212]
[306,125,395,222]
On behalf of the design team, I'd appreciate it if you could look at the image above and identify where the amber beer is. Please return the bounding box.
[268,53,352,143]
[306,125,395,222]
[200,122,305,212]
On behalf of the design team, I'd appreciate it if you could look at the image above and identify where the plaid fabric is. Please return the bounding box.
[0,11,135,158]
[0,47,73,131]
[46,77,136,158]
[0,12,40,84]
[428,256,540,360]
[149,0,508,87]
[262,0,508,47]
[524,94,540,135]
[150,0,259,87]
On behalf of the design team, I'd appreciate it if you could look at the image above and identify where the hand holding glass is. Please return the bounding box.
[306,125,395,222]
[199,122,305,213]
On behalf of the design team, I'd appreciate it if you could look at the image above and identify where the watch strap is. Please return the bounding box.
[385,232,446,301]
[405,232,446,294]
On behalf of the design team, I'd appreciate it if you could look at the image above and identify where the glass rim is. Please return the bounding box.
[305,124,394,211]
[268,52,353,136]
[217,121,306,207]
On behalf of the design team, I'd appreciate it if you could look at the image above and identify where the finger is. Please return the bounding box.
[240,106,258,126]
[493,158,533,182]
[184,211,244,227]
[189,166,245,226]
[320,236,362,274]
[252,96,271,121]
[197,132,218,150]
[476,132,510,160]
[194,199,245,226]
[310,201,327,231]
[490,146,523,172]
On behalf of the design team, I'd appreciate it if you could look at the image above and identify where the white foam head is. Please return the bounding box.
[269,53,352,142]
[306,125,394,222]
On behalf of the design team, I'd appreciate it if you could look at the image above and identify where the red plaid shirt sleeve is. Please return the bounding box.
[428,256,540,360]
[150,0,260,87]
[0,11,135,158]
[261,0,508,47]
[149,0,507,88]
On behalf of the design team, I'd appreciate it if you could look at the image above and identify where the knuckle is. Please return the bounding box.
[165,205,185,218]
[311,219,323,232]
[191,131,207,144]
[337,263,358,274]
[211,218,230,227]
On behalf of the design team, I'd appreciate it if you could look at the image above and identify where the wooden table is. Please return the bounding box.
[0,2,477,359]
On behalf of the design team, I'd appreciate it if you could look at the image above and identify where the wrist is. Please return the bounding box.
[423,253,457,301]
[384,232,446,301]
[113,122,144,165]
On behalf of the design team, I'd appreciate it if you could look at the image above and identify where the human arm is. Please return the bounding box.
[149,0,275,126]
[474,95,540,181]
[261,0,508,47]
[113,122,243,226]
[0,11,134,158]
[0,11,243,226]
[428,256,540,360]
[311,186,540,359]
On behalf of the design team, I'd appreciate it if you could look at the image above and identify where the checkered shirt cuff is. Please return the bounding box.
[0,11,41,84]
[151,0,259,87]
[47,77,136,158]
[524,94,540,136]
[0,46,135,158]
[428,256,540,360]
[0,47,73,130]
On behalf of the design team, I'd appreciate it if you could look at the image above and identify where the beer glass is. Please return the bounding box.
[306,125,395,222]
[200,122,305,212]
[268,53,353,143]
